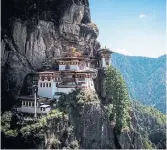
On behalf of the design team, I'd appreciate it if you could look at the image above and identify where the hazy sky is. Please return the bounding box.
[89,0,166,57]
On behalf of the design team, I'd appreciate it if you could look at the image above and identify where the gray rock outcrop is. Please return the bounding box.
[69,103,116,149]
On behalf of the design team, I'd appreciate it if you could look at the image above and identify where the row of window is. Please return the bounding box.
[40,82,52,87]
[59,62,79,65]
[22,101,36,107]
[22,101,46,111]
[39,75,92,79]
[40,108,46,111]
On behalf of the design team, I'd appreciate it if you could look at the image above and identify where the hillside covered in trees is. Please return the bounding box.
[112,53,166,113]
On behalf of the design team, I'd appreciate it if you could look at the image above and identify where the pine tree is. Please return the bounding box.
[105,65,131,132]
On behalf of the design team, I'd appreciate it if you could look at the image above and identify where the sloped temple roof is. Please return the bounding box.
[54,47,93,61]
[97,48,114,54]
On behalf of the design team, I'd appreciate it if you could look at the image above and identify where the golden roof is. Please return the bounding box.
[64,47,82,57]
[54,47,91,61]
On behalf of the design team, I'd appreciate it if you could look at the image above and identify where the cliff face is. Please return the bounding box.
[69,103,116,149]
[2,0,165,149]
[1,0,100,111]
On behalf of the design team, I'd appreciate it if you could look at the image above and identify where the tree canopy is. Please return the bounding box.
[105,65,131,132]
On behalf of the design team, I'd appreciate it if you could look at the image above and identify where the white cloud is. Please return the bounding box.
[113,48,131,56]
[139,13,146,18]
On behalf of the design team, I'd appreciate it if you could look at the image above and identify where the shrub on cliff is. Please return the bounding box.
[57,89,99,113]
[143,138,153,149]
[1,109,74,148]
[69,140,79,149]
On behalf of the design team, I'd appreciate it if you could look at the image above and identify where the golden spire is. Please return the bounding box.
[72,47,76,53]
[69,45,76,53]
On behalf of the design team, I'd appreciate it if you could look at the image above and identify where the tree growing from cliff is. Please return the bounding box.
[105,65,131,132]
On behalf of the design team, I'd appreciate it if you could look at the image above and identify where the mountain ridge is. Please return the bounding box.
[111,53,166,113]
[111,52,166,59]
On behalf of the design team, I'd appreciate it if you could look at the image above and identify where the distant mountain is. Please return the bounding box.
[111,53,166,113]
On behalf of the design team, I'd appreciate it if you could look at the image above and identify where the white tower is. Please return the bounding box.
[97,47,113,68]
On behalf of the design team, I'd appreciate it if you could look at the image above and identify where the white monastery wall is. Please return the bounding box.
[59,64,79,70]
[102,57,106,68]
[21,106,51,114]
[57,87,77,94]
[38,107,51,114]
[38,79,56,98]
[21,106,35,113]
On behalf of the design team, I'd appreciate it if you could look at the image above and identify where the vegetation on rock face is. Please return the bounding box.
[142,138,154,149]
[103,65,166,149]
[132,101,166,149]
[104,65,131,132]
[133,101,166,125]
[1,109,76,149]
[1,109,63,136]
[88,22,98,30]
[69,140,79,149]
[58,89,100,114]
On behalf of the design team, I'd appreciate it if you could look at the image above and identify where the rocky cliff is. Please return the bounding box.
[2,0,100,111]
[1,0,166,149]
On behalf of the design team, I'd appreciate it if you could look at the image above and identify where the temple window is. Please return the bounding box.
[46,83,48,87]
[72,75,76,78]
[29,102,31,106]
[43,83,45,87]
[26,102,28,106]
[42,77,44,81]
[40,83,42,87]
[49,83,51,87]
[78,82,85,85]
[32,102,34,106]
[65,64,70,70]
[40,108,45,111]
[48,77,50,81]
